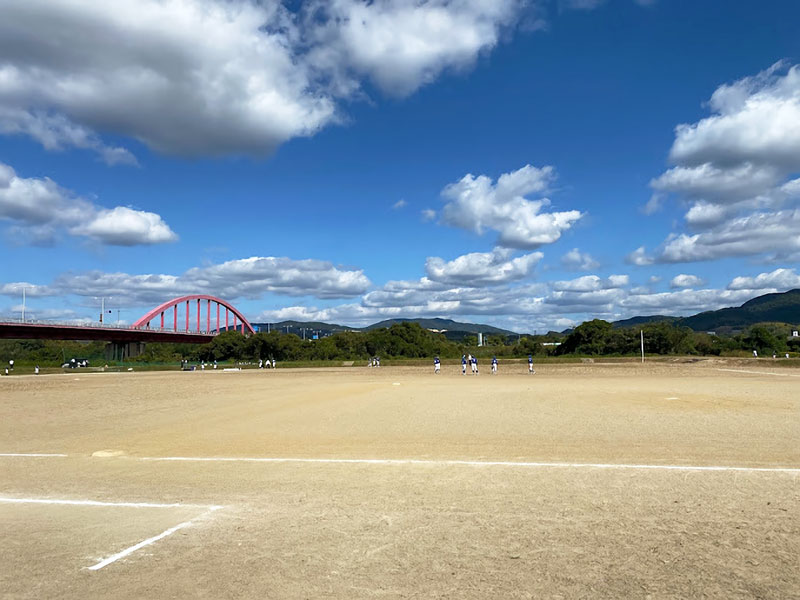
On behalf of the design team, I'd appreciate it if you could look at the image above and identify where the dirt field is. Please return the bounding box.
[1,360,798,598]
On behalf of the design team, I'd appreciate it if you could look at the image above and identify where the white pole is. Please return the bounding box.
[101,297,104,324]
[640,330,644,363]
[21,287,25,322]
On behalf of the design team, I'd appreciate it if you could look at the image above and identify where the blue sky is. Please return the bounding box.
[2,0,800,332]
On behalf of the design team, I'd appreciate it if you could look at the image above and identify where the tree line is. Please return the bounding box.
[1,320,797,365]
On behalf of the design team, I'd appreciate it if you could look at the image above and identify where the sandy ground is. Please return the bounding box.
[1,360,798,598]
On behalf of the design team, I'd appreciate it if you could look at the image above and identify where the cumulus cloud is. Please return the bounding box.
[561,247,599,271]
[551,274,629,292]
[0,282,58,297]
[0,0,529,159]
[0,162,177,246]
[656,210,800,263]
[670,274,704,289]
[727,268,800,291]
[642,63,800,261]
[308,0,524,97]
[70,207,178,246]
[625,246,654,266]
[48,256,371,306]
[439,164,582,249]
[425,248,542,286]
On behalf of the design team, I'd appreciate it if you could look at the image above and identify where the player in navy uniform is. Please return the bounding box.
[461,354,467,375]
[434,356,441,374]
[471,355,478,374]
[491,356,498,374]
[528,354,535,374]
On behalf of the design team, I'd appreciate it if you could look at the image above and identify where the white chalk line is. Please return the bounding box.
[3,451,798,474]
[0,452,68,457]
[0,497,222,510]
[0,497,223,571]
[717,368,800,378]
[139,456,800,474]
[87,506,221,571]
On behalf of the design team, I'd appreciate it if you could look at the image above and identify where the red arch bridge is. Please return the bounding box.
[0,295,255,361]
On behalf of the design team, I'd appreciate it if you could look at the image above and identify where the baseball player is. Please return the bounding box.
[491,356,498,374]
[528,354,535,374]
[434,356,441,374]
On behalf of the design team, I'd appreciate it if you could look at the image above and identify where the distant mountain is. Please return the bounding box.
[679,289,800,331]
[608,289,800,333]
[365,317,514,336]
[612,315,678,328]
[250,320,356,338]
[250,317,516,340]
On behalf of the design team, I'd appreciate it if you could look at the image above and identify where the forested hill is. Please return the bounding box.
[608,289,800,332]
[250,317,515,339]
[365,318,514,336]
[678,289,800,331]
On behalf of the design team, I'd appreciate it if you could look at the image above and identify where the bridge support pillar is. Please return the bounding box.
[106,341,147,362]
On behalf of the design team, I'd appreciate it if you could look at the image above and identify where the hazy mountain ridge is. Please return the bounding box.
[252,289,800,338]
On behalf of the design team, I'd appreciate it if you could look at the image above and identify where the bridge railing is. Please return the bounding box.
[0,318,220,335]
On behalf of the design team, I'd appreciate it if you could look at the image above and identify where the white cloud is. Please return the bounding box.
[651,163,784,203]
[425,248,542,286]
[561,247,599,271]
[670,274,704,289]
[0,108,137,166]
[0,162,177,246]
[643,63,800,261]
[71,207,178,246]
[0,282,57,297]
[439,164,582,249]
[0,0,529,159]
[551,274,629,292]
[392,199,407,210]
[309,0,524,97]
[421,208,437,222]
[656,210,800,263]
[670,62,800,170]
[727,268,800,291]
[50,256,371,305]
[626,246,654,266]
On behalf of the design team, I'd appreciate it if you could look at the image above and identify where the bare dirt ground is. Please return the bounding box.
[1,360,798,599]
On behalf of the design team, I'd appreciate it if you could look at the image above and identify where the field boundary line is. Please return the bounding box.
[138,456,800,473]
[0,496,222,510]
[0,497,223,571]
[87,506,221,571]
[0,453,68,457]
[716,368,800,378]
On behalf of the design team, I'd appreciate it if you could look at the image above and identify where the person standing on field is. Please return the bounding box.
[471,355,478,374]
[528,354,535,374]
[461,354,467,375]
[491,356,498,374]
[434,356,440,374]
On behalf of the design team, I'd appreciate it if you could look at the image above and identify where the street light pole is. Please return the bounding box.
[21,286,26,322]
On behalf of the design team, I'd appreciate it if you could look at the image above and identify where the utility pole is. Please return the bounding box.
[21,286,26,322]
[100,297,104,324]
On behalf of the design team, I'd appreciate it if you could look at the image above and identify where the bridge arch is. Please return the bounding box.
[132,295,255,335]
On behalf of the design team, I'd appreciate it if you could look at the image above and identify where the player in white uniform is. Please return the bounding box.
[461,355,467,375]
[434,356,441,374]
[528,354,535,374]
[491,356,498,374]
[471,355,478,374]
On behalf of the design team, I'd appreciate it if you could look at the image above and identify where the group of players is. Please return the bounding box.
[433,354,535,375]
